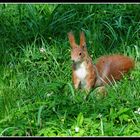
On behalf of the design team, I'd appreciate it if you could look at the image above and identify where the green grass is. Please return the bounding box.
[0,4,140,136]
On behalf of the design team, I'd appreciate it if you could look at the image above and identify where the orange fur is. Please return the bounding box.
[68,31,135,92]
[95,54,135,87]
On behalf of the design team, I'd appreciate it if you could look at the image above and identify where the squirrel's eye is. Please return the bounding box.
[79,53,81,56]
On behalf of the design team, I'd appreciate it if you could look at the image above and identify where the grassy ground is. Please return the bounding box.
[0,4,140,136]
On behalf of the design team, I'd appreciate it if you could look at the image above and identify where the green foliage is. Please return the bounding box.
[0,4,140,136]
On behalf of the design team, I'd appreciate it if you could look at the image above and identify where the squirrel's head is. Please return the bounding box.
[68,31,87,63]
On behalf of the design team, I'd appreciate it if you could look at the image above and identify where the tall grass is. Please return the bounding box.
[0,4,140,136]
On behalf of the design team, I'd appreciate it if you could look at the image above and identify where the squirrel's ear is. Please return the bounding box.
[68,32,76,48]
[80,31,86,49]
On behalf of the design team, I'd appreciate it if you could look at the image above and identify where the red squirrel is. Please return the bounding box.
[68,31,135,93]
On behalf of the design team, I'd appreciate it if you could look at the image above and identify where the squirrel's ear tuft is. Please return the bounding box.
[80,31,86,49]
[68,31,76,48]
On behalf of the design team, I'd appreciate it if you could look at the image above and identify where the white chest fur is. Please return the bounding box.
[75,62,87,80]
